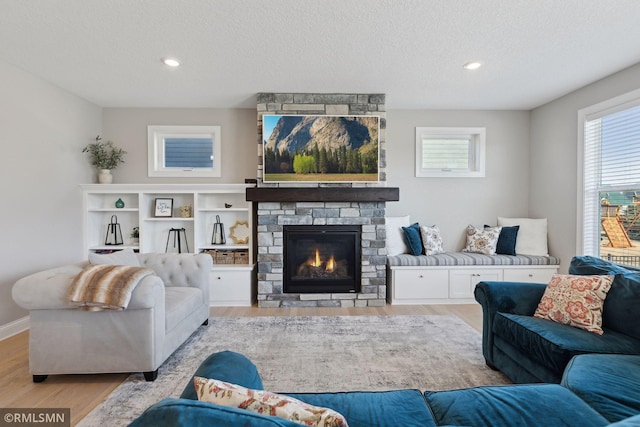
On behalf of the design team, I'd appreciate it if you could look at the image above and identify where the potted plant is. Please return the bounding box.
[130,226,140,245]
[83,135,126,183]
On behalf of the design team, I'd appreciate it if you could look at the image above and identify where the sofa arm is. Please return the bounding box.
[13,264,165,311]
[180,351,264,400]
[474,281,547,367]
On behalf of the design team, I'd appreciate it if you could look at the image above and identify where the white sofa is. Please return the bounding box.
[12,252,211,382]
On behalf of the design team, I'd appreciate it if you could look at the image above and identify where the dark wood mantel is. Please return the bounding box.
[246,187,399,203]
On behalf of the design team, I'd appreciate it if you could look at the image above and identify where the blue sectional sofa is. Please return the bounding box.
[129,350,640,427]
[474,256,640,384]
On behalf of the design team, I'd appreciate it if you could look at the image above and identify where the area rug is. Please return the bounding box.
[78,315,510,426]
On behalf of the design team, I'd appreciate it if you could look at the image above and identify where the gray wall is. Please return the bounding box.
[0,61,101,327]
[102,108,257,184]
[4,56,640,331]
[385,110,531,251]
[530,62,640,272]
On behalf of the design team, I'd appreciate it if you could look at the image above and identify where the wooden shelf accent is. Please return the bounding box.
[246,187,399,202]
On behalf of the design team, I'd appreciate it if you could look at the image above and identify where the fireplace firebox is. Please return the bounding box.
[283,225,361,294]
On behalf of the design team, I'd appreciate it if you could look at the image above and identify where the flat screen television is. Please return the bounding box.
[262,114,380,183]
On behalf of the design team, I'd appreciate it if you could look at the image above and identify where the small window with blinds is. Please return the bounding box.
[147,125,221,177]
[580,97,640,262]
[415,127,485,177]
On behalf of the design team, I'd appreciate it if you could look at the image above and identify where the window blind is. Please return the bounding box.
[421,138,470,170]
[583,103,640,255]
[165,138,214,168]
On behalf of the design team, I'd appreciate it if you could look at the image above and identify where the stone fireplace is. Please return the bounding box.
[249,92,398,308]
[283,225,361,294]
[247,187,399,308]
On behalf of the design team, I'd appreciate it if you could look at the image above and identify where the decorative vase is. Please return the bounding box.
[98,169,113,184]
[115,198,125,208]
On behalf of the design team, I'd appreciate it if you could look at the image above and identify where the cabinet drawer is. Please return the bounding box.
[503,267,558,283]
[393,269,449,299]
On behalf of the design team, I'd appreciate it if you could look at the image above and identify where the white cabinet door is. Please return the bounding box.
[393,269,449,300]
[503,267,558,283]
[449,269,502,299]
[210,267,254,307]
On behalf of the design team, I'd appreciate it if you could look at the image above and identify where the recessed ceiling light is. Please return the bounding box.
[162,57,181,67]
[463,61,482,71]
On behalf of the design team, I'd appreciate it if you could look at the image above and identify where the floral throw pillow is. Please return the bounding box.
[462,225,501,255]
[420,225,445,255]
[534,274,615,335]
[194,377,349,427]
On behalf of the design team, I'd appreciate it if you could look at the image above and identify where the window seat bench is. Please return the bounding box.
[386,252,560,305]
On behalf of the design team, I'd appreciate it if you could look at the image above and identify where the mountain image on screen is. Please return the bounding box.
[263,115,379,182]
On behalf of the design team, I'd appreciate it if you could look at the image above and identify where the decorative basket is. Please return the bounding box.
[203,249,234,264]
[215,250,236,264]
[234,250,249,264]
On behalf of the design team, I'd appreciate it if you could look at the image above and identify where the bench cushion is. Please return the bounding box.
[493,313,640,376]
[387,252,560,267]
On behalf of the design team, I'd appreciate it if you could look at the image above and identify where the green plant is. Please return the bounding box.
[82,135,126,170]
[130,227,139,239]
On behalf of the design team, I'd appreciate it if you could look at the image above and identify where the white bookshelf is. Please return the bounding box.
[81,183,256,306]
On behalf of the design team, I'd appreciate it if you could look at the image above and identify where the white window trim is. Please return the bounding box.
[148,125,222,178]
[576,87,640,255]
[415,127,486,178]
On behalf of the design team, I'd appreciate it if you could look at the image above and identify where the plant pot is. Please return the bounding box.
[98,169,113,184]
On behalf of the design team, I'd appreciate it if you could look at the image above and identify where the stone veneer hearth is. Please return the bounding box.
[253,92,393,308]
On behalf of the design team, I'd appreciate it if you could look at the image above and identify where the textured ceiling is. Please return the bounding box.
[1,0,640,110]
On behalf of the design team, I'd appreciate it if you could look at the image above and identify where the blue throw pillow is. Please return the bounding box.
[485,224,519,255]
[402,223,424,255]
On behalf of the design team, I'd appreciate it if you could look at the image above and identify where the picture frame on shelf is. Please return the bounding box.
[154,198,174,217]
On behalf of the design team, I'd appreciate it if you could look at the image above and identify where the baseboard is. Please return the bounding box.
[0,316,29,341]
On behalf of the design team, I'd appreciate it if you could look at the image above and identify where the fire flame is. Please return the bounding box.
[308,249,336,272]
[326,255,336,272]
[311,249,321,267]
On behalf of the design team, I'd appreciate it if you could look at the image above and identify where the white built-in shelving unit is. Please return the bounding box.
[81,183,255,306]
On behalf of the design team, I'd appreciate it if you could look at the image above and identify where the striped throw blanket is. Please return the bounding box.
[68,264,154,311]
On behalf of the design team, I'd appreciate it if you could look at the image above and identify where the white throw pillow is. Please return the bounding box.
[385,215,410,256]
[88,248,140,267]
[497,217,548,256]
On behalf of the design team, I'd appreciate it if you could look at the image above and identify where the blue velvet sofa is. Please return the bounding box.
[474,255,640,384]
[129,350,640,426]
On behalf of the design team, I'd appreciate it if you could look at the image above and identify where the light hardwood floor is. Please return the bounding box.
[0,304,482,426]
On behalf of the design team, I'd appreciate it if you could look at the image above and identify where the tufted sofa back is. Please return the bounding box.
[138,253,212,289]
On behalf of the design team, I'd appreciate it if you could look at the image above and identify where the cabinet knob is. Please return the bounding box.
[216,276,222,280]
[418,275,424,278]
[528,274,533,277]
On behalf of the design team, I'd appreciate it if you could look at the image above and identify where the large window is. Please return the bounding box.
[579,90,640,265]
